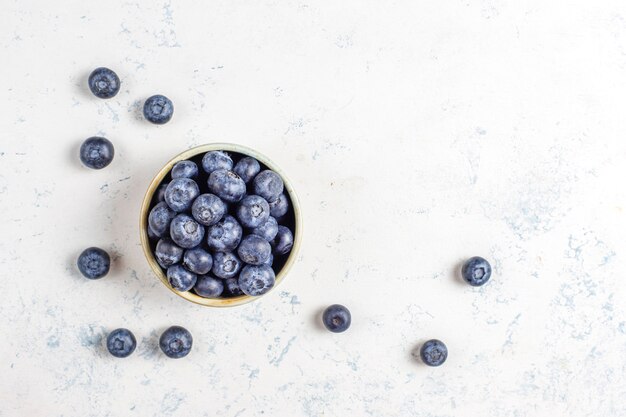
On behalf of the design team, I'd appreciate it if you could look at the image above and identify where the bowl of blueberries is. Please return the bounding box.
[140,143,301,307]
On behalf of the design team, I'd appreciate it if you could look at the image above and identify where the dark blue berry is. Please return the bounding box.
[212,251,242,279]
[233,156,260,183]
[170,214,205,249]
[155,182,168,203]
[420,339,448,366]
[201,151,233,174]
[250,216,278,241]
[77,247,110,279]
[155,238,183,268]
[461,256,492,287]
[159,326,192,359]
[224,278,244,296]
[322,304,351,333]
[207,169,246,203]
[206,215,242,251]
[171,160,198,179]
[237,235,271,266]
[191,193,227,226]
[238,265,275,296]
[164,178,200,212]
[271,226,294,255]
[148,201,175,237]
[194,275,224,298]
[88,67,120,99]
[79,137,114,169]
[253,170,283,203]
[166,264,197,291]
[236,195,270,228]
[183,247,213,275]
[106,328,136,358]
[143,94,174,124]
[268,193,289,218]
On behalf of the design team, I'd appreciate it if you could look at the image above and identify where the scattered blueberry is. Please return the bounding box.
[238,265,275,296]
[201,151,233,174]
[233,156,261,183]
[106,328,136,358]
[183,247,213,275]
[322,304,351,333]
[194,275,224,298]
[268,193,289,218]
[461,256,492,287]
[250,216,278,241]
[271,225,294,255]
[253,170,284,202]
[159,326,192,359]
[191,193,227,226]
[170,214,205,249]
[155,182,168,203]
[237,235,271,266]
[77,247,110,279]
[236,195,270,228]
[155,238,183,268]
[171,160,198,179]
[79,137,114,169]
[148,201,175,237]
[206,215,242,251]
[224,278,244,296]
[212,251,242,279]
[143,94,174,124]
[88,67,120,99]
[164,178,200,212]
[207,169,246,203]
[420,339,448,366]
[166,264,197,291]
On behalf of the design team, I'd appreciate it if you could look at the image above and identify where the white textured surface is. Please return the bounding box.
[2,1,626,416]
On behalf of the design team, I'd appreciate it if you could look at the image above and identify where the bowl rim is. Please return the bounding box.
[139,143,302,307]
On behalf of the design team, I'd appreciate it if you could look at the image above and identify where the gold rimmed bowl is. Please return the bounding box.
[139,143,302,307]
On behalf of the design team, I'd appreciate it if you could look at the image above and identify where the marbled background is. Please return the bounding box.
[1,1,626,416]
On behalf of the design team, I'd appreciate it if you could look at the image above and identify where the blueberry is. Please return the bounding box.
[253,170,284,202]
[201,151,233,174]
[166,264,197,291]
[233,156,261,183]
[212,251,242,279]
[271,226,294,255]
[206,215,242,251]
[88,67,120,99]
[164,178,200,212]
[207,169,246,203]
[224,278,244,297]
[143,94,174,124]
[183,247,213,275]
[191,193,227,226]
[250,216,278,241]
[268,193,289,218]
[155,182,168,203]
[170,214,205,249]
[322,304,351,333]
[155,238,183,268]
[159,326,192,359]
[194,275,224,298]
[77,247,110,279]
[237,235,271,266]
[461,256,492,287]
[238,265,275,296]
[236,195,270,228]
[171,160,198,179]
[420,339,448,366]
[106,328,136,358]
[79,137,114,169]
[148,201,175,237]
[148,226,159,240]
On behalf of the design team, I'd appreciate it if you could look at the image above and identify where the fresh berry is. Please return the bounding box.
[143,94,174,124]
[233,156,260,183]
[461,256,492,287]
[170,214,205,249]
[201,151,233,174]
[106,328,136,358]
[250,216,278,241]
[237,235,271,266]
[207,169,246,203]
[79,137,114,169]
[194,275,224,298]
[88,67,120,99]
[171,160,198,179]
[420,339,448,366]
[166,264,197,291]
[148,201,175,237]
[238,265,275,296]
[183,247,213,275]
[164,178,200,212]
[155,182,168,203]
[268,193,289,218]
[271,226,294,255]
[159,326,192,359]
[77,247,110,279]
[236,195,270,228]
[212,251,242,279]
[155,238,184,268]
[253,170,283,202]
[322,304,351,333]
[206,215,242,251]
[191,193,227,226]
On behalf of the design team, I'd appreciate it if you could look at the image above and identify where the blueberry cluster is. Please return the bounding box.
[106,326,193,359]
[147,150,295,299]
